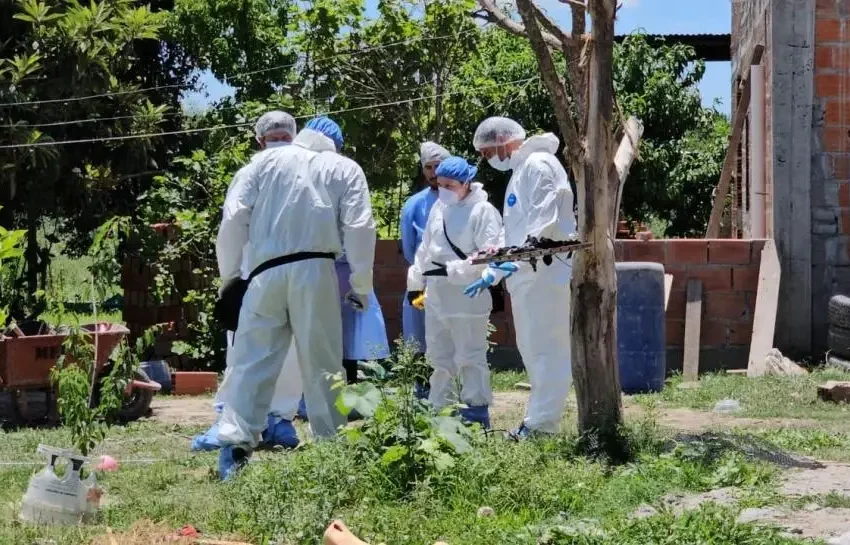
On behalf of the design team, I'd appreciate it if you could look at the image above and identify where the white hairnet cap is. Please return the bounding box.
[255,111,296,139]
[472,116,527,150]
[420,141,451,166]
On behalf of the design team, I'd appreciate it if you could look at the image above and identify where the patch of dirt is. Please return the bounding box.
[144,390,822,434]
[638,463,850,541]
[737,506,850,540]
[90,520,252,545]
[632,488,740,520]
[781,463,850,497]
[623,404,822,432]
[147,396,216,427]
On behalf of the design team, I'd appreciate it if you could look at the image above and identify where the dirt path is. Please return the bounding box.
[149,391,824,432]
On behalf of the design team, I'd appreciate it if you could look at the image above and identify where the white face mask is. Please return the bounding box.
[438,187,460,206]
[487,155,512,172]
[265,140,290,149]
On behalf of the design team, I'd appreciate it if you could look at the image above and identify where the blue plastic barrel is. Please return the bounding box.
[140,360,172,394]
[616,262,666,393]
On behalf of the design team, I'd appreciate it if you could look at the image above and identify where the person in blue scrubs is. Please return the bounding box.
[399,141,450,355]
[336,255,390,382]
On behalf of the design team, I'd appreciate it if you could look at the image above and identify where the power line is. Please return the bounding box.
[0,76,538,150]
[2,78,459,129]
[0,28,482,108]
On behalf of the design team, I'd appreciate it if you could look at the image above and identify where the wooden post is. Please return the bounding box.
[706,45,764,238]
[682,279,703,382]
[747,240,781,377]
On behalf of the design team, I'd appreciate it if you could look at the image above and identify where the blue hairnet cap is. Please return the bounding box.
[435,156,478,184]
[305,117,343,151]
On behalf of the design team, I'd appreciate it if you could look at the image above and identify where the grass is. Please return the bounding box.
[0,415,798,545]
[4,365,835,545]
[638,369,850,423]
[490,369,529,392]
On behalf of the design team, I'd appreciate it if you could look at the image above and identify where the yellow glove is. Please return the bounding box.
[412,292,426,310]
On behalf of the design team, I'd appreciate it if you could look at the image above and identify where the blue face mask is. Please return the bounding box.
[265,141,290,149]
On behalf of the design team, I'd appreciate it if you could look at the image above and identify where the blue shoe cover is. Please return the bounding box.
[459,405,491,429]
[507,424,533,442]
[218,445,252,481]
[414,381,430,400]
[262,417,300,449]
[191,404,224,451]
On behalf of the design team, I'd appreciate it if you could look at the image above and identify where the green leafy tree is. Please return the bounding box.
[0,0,171,317]
[614,34,729,237]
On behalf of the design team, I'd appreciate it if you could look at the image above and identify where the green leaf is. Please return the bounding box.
[434,416,472,454]
[380,444,408,466]
[433,452,455,472]
[337,381,381,418]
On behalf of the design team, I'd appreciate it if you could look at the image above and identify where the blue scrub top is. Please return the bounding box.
[335,258,390,361]
[400,186,438,265]
[399,186,437,353]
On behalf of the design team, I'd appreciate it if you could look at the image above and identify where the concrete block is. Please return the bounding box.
[817,381,850,403]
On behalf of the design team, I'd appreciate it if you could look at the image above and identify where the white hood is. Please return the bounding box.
[510,133,560,170]
[458,182,488,207]
[293,128,336,153]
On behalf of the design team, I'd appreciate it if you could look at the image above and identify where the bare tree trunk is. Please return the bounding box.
[571,0,624,456]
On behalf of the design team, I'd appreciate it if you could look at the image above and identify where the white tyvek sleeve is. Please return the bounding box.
[406,210,433,293]
[504,158,572,277]
[216,163,259,285]
[338,163,376,295]
[446,203,504,286]
[523,158,573,241]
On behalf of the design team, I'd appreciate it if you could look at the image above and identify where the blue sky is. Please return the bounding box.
[184,0,731,114]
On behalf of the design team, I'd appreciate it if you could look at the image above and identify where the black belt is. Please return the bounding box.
[214,251,336,332]
[246,251,336,282]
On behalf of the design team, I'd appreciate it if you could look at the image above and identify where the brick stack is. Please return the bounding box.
[121,224,210,371]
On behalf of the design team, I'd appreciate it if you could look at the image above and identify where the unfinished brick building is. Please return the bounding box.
[732,0,850,358]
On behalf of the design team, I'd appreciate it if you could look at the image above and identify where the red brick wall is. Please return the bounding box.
[617,239,765,371]
[122,238,765,373]
[812,2,850,353]
[374,238,765,372]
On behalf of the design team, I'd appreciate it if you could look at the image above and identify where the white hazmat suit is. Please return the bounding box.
[503,134,575,433]
[215,130,376,447]
[474,118,576,435]
[407,182,503,412]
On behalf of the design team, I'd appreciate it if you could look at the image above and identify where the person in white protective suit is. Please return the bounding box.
[192,111,309,452]
[465,116,576,440]
[214,117,376,479]
[406,156,504,429]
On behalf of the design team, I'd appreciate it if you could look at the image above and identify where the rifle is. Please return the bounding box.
[469,237,591,272]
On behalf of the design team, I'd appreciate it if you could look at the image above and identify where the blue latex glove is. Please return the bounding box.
[464,270,496,297]
[491,262,519,278]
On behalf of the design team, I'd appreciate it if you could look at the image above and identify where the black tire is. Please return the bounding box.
[117,369,154,423]
[828,326,850,360]
[829,295,850,330]
[827,354,850,373]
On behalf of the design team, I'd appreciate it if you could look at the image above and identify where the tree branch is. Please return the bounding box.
[514,0,582,162]
[476,0,575,49]
[530,2,572,46]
